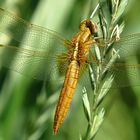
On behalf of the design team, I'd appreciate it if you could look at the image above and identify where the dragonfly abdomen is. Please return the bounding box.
[53,60,80,134]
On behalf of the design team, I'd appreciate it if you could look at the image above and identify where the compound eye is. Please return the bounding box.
[87,20,98,35]
[80,19,98,35]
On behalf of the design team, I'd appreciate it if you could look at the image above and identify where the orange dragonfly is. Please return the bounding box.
[0,8,140,134]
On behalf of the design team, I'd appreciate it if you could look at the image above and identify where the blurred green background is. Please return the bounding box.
[0,0,140,140]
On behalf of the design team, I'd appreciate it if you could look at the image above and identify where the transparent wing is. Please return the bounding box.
[0,44,69,81]
[85,32,140,88]
[107,33,140,88]
[110,62,140,88]
[88,50,140,88]
[0,8,70,50]
[0,8,72,82]
[95,33,140,59]
[113,33,140,58]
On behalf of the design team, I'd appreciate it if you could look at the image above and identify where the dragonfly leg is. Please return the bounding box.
[89,49,100,65]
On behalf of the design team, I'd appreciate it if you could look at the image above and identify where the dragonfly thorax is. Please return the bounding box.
[68,41,90,66]
[69,19,96,65]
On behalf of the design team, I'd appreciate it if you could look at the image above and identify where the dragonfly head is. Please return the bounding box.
[80,19,98,35]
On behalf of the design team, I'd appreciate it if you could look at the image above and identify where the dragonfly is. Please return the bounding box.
[0,7,140,134]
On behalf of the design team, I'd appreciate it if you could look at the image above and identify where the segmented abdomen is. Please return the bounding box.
[53,60,80,134]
